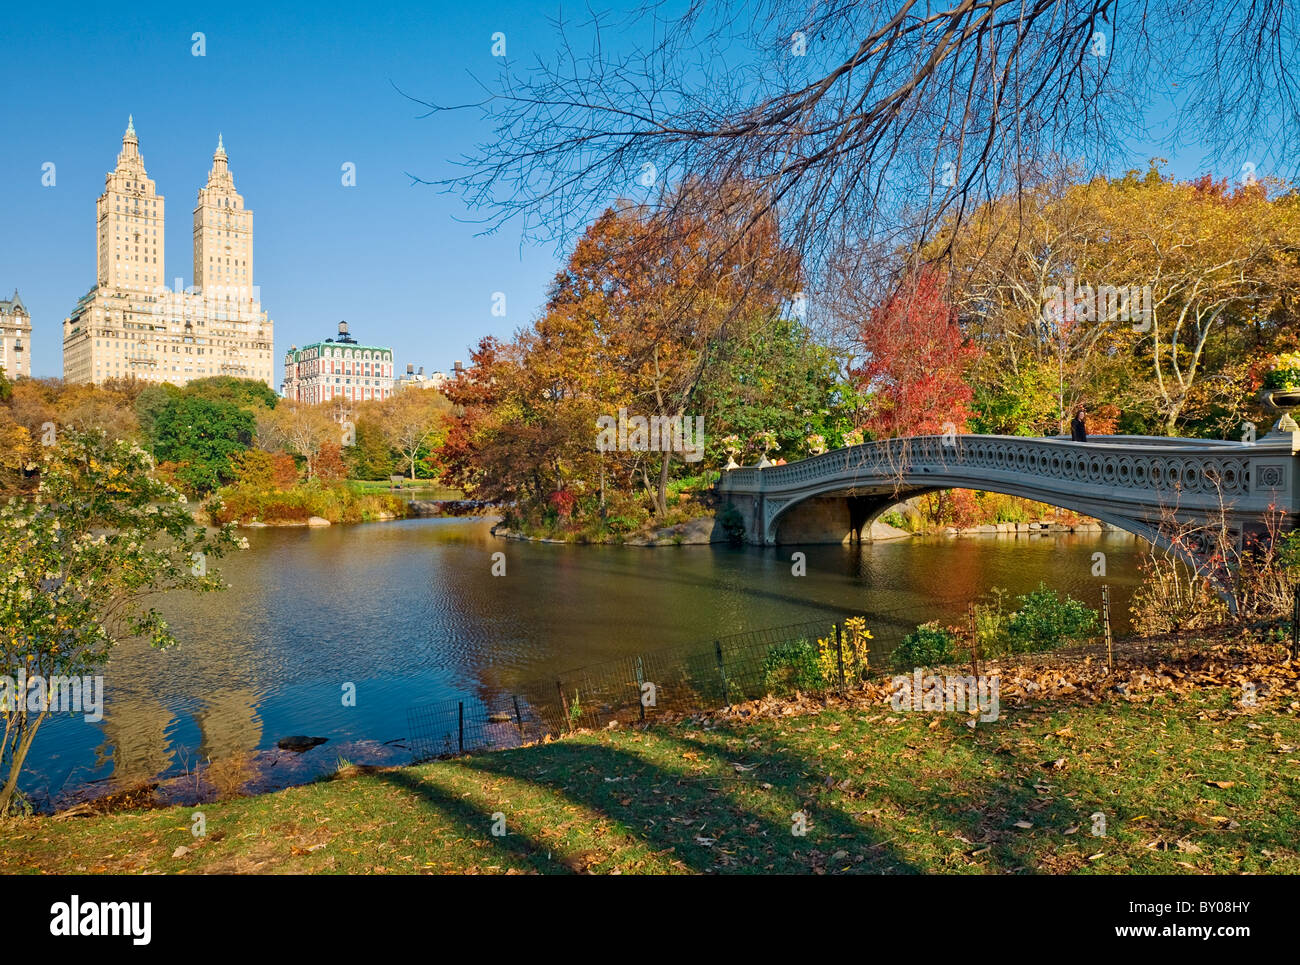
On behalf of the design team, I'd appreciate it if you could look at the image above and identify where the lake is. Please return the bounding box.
[23,517,1144,807]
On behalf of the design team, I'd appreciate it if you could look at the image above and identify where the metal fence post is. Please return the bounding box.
[714,640,729,707]
[1292,585,1299,660]
[556,680,571,732]
[457,701,464,754]
[1102,584,1114,670]
[512,694,524,735]
[635,655,646,722]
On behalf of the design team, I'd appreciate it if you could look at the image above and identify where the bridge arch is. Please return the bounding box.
[766,479,1169,556]
[719,433,1299,578]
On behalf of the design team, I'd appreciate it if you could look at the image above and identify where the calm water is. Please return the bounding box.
[25,517,1144,806]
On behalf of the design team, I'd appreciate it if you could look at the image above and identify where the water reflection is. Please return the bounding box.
[25,517,1144,805]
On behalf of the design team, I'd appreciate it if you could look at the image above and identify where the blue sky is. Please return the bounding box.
[1,0,584,380]
[0,1,1259,382]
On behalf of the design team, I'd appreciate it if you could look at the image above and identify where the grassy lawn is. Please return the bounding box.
[3,666,1297,874]
[346,479,463,499]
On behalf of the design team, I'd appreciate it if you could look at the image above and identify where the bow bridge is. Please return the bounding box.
[717,432,1299,567]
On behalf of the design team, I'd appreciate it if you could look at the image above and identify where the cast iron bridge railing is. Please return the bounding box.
[716,432,1299,568]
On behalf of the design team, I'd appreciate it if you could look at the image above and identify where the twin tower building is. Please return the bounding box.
[62,117,275,387]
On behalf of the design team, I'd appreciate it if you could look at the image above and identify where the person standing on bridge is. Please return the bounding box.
[1070,405,1088,443]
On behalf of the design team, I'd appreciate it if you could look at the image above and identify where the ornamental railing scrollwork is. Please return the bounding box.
[721,436,1257,501]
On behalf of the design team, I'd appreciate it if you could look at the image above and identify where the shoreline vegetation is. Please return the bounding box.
[4,628,1296,874]
[207,480,482,528]
[491,485,1126,546]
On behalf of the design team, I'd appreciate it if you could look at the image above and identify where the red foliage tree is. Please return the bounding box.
[547,488,576,519]
[315,442,348,482]
[850,268,981,439]
[438,336,504,495]
[271,451,299,488]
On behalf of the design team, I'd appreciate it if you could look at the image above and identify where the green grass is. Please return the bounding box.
[3,681,1296,874]
[346,479,463,499]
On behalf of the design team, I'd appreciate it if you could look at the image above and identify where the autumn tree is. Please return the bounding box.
[932,163,1300,436]
[440,336,506,495]
[377,390,452,481]
[0,430,243,814]
[847,267,981,439]
[454,183,800,520]
[1085,171,1300,435]
[257,402,338,481]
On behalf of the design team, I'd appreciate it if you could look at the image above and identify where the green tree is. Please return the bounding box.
[0,430,243,814]
[183,376,279,411]
[970,359,1059,436]
[152,395,255,494]
[135,384,182,448]
[345,418,396,480]
[696,316,848,460]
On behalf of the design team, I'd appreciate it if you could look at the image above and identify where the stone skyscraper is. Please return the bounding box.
[193,134,253,293]
[63,119,274,387]
[0,291,31,378]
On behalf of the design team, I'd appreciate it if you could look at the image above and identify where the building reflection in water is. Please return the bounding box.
[94,696,177,788]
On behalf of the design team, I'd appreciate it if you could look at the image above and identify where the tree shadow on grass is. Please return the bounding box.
[664,709,1114,874]
[377,766,588,874]
[735,695,1300,874]
[381,686,1297,874]
[380,728,921,874]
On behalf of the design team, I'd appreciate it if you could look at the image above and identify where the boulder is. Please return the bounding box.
[277,736,328,752]
[306,516,331,527]
[867,519,912,541]
[675,516,724,544]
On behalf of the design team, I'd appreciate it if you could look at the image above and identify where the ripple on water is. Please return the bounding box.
[23,517,1142,806]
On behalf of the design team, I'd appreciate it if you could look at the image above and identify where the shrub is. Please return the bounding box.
[879,509,910,530]
[208,480,405,525]
[1130,555,1230,636]
[548,489,576,519]
[762,638,827,693]
[1004,583,1099,652]
[718,503,746,543]
[891,622,961,669]
[668,470,720,496]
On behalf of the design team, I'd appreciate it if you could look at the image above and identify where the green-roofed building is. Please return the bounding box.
[281,320,394,404]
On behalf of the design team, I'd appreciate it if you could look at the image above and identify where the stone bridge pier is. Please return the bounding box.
[725,492,893,544]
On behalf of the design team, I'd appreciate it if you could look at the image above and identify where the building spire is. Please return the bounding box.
[119,114,141,163]
[208,132,231,185]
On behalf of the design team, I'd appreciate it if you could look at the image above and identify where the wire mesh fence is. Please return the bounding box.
[407,691,551,762]
[405,585,1297,762]
[407,599,965,762]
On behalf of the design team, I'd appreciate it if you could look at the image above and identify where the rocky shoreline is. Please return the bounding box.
[937,518,1127,537]
[491,515,917,546]
[232,499,493,528]
[491,514,1123,546]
